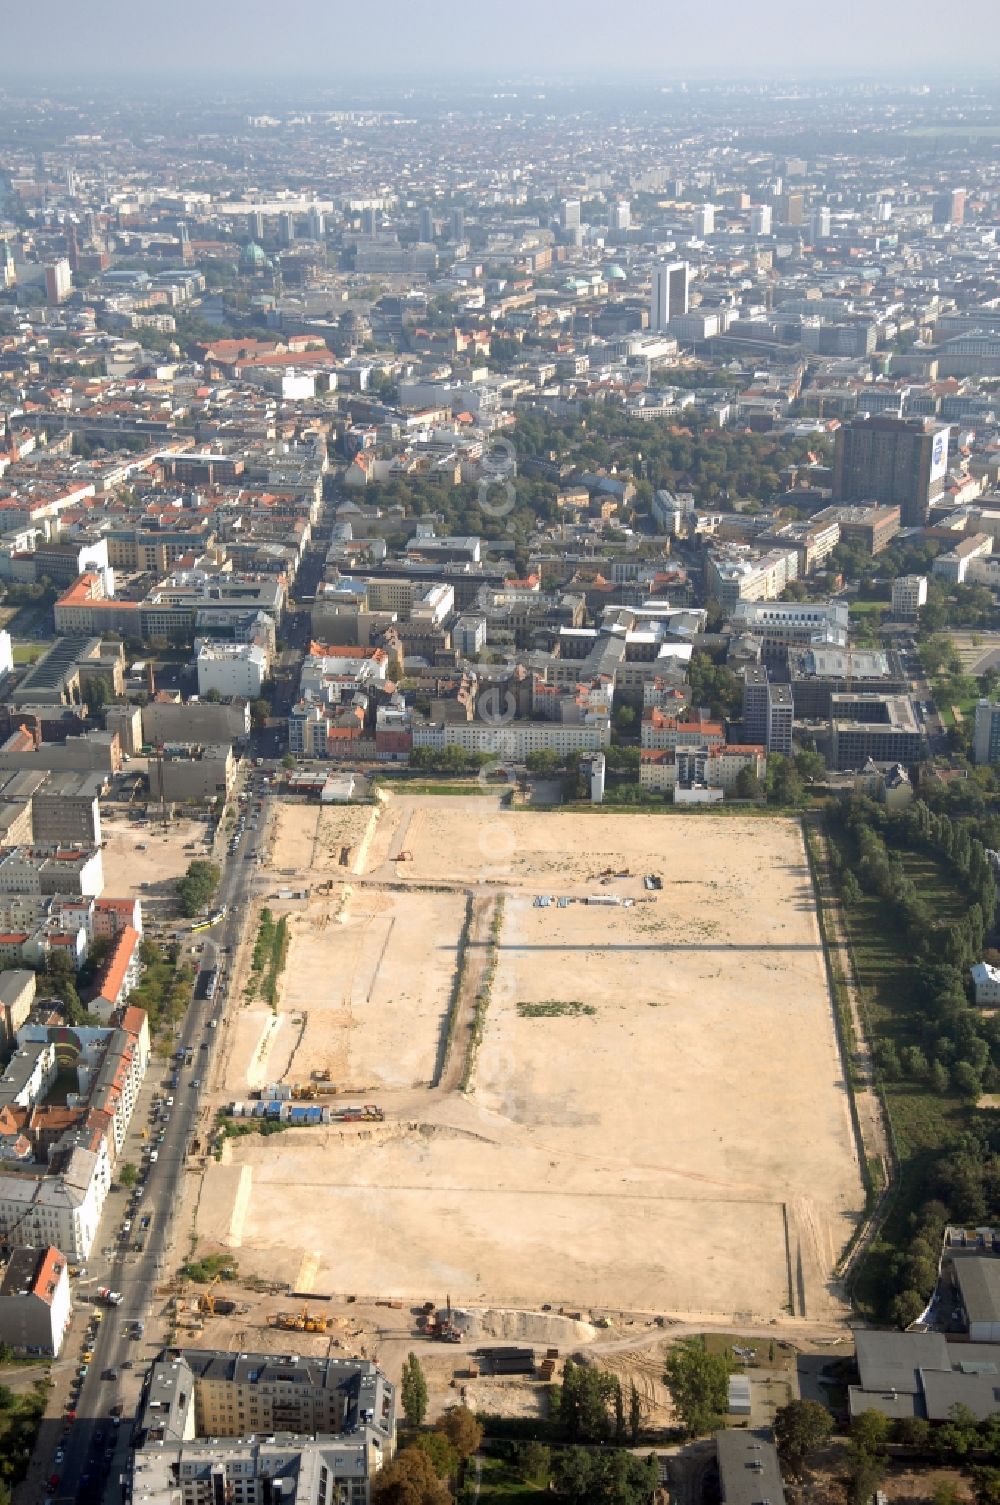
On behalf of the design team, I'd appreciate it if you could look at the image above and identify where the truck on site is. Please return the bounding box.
[97,1287,123,1306]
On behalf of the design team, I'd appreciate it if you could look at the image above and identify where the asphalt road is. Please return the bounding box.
[49,780,271,1505]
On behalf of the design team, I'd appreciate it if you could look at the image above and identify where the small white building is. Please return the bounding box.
[971,961,1000,1006]
[321,774,356,804]
[196,642,268,700]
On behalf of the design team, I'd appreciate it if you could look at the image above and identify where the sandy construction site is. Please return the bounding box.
[197,796,863,1324]
[101,810,212,908]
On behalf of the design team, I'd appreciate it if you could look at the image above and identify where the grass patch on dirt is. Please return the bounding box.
[516,1001,596,1018]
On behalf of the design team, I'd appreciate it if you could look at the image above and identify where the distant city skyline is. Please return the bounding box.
[4,0,1000,82]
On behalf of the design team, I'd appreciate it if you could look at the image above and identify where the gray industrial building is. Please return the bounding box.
[790,647,907,717]
[154,744,235,803]
[829,694,922,771]
[715,1428,786,1505]
[850,1321,1000,1423]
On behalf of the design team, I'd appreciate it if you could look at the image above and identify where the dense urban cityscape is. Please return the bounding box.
[2,13,1000,1505]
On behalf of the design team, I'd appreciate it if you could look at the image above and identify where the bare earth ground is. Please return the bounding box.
[101,811,210,909]
[194,797,863,1326]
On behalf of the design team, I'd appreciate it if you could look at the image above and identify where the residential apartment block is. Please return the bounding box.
[131,1349,396,1505]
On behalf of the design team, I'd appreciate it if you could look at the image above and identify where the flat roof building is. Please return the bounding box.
[715,1429,786,1505]
[131,1349,396,1505]
[830,693,922,772]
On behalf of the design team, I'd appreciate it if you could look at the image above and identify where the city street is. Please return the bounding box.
[35,775,273,1505]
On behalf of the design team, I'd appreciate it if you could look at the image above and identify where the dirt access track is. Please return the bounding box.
[199,796,863,1325]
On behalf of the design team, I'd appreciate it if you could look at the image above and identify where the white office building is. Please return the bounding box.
[196,642,269,700]
[650,261,690,332]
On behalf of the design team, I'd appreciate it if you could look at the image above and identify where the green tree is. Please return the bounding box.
[514,1442,550,1484]
[662,1338,732,1438]
[795,749,826,783]
[848,1448,885,1505]
[36,950,86,1025]
[434,1406,481,1460]
[525,749,563,776]
[734,765,762,800]
[851,1408,891,1457]
[176,860,221,917]
[932,1483,962,1505]
[82,676,109,711]
[371,1447,450,1505]
[773,1399,834,1469]
[119,1162,139,1189]
[628,1380,641,1445]
[614,1379,625,1443]
[840,870,862,907]
[892,1415,931,1450]
[973,1467,1000,1505]
[405,1431,457,1479]
[558,1359,619,1441]
[400,1353,428,1428]
[552,1447,658,1505]
[766,753,805,807]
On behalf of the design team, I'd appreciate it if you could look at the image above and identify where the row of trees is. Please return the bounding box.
[391,1360,657,1505]
[557,1359,642,1445]
[831,796,995,973]
[828,795,1000,1324]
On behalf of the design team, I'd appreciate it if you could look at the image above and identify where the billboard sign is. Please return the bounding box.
[930,427,949,483]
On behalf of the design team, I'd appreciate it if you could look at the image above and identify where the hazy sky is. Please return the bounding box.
[5,0,1000,82]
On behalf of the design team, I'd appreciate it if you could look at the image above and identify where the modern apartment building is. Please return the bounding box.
[412,720,608,759]
[766,683,794,756]
[973,700,1000,766]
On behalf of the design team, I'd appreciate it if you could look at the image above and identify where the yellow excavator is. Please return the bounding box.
[199,1273,222,1316]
